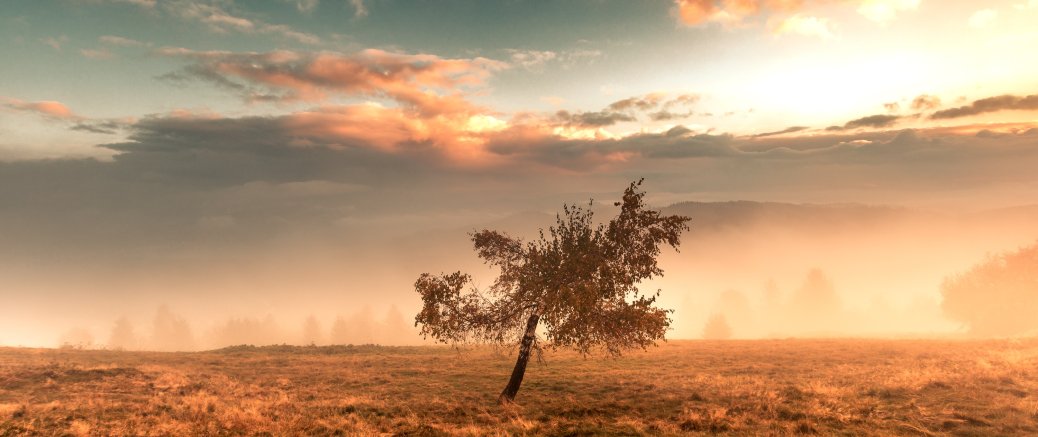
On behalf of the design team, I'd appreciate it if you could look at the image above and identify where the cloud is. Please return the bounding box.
[676,0,918,29]
[857,0,919,25]
[157,48,508,116]
[827,114,902,131]
[112,0,157,8]
[773,14,834,38]
[289,0,320,13]
[99,35,149,47]
[147,1,322,45]
[751,126,810,138]
[554,110,636,128]
[40,36,68,51]
[349,0,368,18]
[485,124,739,170]
[2,97,130,134]
[910,94,941,111]
[1015,0,1038,10]
[930,94,1038,119]
[504,48,602,72]
[608,93,668,112]
[507,49,558,72]
[675,0,718,26]
[675,0,802,27]
[550,92,700,128]
[607,92,698,114]
[71,120,126,135]
[540,96,567,107]
[968,9,997,29]
[80,48,116,60]
[2,98,78,120]
[649,110,696,121]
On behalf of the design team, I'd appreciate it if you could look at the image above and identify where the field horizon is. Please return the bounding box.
[3,339,1037,436]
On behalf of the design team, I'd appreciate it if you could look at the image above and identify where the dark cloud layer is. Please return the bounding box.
[828,114,902,131]
[554,109,636,127]
[751,126,809,138]
[931,94,1038,119]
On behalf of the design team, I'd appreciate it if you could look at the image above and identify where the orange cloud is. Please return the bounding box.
[675,0,916,28]
[282,104,433,152]
[161,48,507,117]
[273,103,509,164]
[675,0,805,26]
[676,0,719,26]
[2,98,78,119]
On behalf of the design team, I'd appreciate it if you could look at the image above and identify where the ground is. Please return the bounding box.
[2,339,1037,436]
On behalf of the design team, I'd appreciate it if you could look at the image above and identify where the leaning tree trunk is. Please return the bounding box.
[498,313,540,403]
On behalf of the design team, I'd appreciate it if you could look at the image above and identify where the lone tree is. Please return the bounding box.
[941,242,1038,336]
[414,180,690,403]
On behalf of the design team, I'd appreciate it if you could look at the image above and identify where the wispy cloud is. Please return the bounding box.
[910,94,941,111]
[772,14,835,39]
[551,92,700,129]
[99,35,150,47]
[857,0,919,25]
[349,0,368,18]
[80,48,116,60]
[967,9,997,29]
[101,0,322,45]
[40,35,68,51]
[287,0,320,14]
[1,97,129,134]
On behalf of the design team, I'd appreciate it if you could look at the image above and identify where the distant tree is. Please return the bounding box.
[107,317,138,351]
[302,315,323,345]
[59,327,94,350]
[759,279,784,336]
[941,242,1038,336]
[716,289,752,336]
[349,306,376,344]
[702,313,732,340]
[787,268,842,333]
[381,305,410,345]
[211,315,281,347]
[414,180,690,403]
[761,279,782,311]
[152,305,195,351]
[330,315,350,344]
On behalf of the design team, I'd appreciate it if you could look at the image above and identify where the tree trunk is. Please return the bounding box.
[498,313,540,403]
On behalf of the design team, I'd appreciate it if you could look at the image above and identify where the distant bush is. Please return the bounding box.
[941,242,1038,336]
[702,313,732,340]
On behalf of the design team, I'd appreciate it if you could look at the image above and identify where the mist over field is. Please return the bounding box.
[3,199,1035,350]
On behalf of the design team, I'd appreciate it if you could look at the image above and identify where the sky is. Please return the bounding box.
[1,0,1038,348]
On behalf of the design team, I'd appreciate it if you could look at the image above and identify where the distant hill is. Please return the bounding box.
[662,201,924,234]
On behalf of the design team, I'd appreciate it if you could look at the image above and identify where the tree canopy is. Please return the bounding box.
[414,180,690,401]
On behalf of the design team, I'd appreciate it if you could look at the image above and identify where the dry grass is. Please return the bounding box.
[2,339,1038,436]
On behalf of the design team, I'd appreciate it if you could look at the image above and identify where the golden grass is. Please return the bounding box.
[2,339,1037,435]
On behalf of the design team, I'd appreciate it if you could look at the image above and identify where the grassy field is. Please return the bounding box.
[2,339,1037,436]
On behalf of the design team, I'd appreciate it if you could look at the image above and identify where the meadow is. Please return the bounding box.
[2,339,1037,436]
